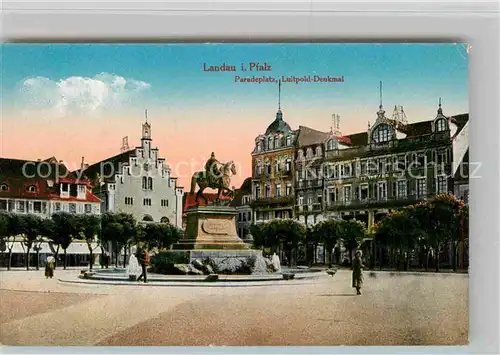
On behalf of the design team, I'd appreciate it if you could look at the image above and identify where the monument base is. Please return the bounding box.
[166,206,272,274]
[173,205,249,250]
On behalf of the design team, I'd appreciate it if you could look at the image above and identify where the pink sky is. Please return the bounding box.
[1,103,466,190]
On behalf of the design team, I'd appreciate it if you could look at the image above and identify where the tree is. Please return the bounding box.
[1,212,17,270]
[0,212,10,268]
[19,214,43,270]
[312,220,341,268]
[263,219,306,266]
[51,212,78,269]
[76,214,101,270]
[36,218,55,271]
[141,223,183,251]
[338,219,366,265]
[100,212,133,267]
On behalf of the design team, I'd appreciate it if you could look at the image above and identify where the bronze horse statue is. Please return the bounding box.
[190,160,237,205]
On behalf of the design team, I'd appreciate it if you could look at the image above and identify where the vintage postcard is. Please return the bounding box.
[0,43,469,346]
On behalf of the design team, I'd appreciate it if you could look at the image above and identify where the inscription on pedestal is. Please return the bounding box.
[202,220,230,235]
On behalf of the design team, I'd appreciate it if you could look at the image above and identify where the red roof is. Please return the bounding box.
[336,135,352,145]
[182,192,232,217]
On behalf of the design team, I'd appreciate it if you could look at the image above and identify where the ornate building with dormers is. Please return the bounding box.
[250,106,297,222]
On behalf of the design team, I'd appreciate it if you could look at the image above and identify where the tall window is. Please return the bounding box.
[285,159,291,171]
[436,176,447,194]
[268,137,273,150]
[316,146,323,157]
[327,139,336,150]
[275,161,281,173]
[397,180,407,198]
[329,187,338,204]
[148,177,153,190]
[372,124,391,143]
[142,176,147,189]
[298,194,304,206]
[359,184,369,200]
[343,186,352,203]
[417,178,426,197]
[306,148,313,158]
[377,181,387,200]
[85,204,92,214]
[286,135,292,146]
[286,184,292,195]
[436,119,447,132]
[276,184,282,197]
[265,185,271,198]
[255,186,261,199]
[257,142,262,152]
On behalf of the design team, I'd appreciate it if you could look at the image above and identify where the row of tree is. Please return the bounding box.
[0,211,183,271]
[373,193,469,272]
[249,193,468,271]
[250,217,366,267]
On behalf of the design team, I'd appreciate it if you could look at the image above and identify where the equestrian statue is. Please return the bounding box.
[190,152,237,205]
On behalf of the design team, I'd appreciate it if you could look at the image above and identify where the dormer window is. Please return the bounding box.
[0,183,8,191]
[27,185,37,193]
[435,118,447,132]
[316,146,323,157]
[257,141,262,152]
[327,139,336,151]
[297,149,304,160]
[286,135,292,146]
[268,137,273,150]
[306,148,313,158]
[372,124,391,143]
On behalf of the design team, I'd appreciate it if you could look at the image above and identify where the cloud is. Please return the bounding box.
[19,73,151,116]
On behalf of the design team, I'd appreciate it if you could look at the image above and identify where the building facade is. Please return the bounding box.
[230,177,253,242]
[0,157,101,217]
[321,103,468,230]
[81,120,184,227]
[250,107,297,223]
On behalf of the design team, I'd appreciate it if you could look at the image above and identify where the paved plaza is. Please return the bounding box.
[0,269,468,346]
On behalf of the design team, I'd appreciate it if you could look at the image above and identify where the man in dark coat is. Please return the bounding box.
[136,246,149,283]
[352,250,364,295]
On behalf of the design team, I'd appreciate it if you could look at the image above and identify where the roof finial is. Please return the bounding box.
[379,81,382,107]
[145,109,148,122]
[377,81,385,119]
[438,97,443,114]
[278,79,281,111]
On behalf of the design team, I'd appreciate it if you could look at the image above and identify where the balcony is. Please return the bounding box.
[250,195,294,208]
[295,179,323,190]
[326,194,427,210]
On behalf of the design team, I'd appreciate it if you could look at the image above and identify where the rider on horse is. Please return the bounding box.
[205,152,221,185]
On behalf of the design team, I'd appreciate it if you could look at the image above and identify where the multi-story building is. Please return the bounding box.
[321,102,468,230]
[230,177,253,242]
[250,105,297,223]
[0,157,102,267]
[81,119,184,227]
[0,157,101,217]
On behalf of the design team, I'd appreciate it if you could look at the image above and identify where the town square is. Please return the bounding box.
[1,43,469,347]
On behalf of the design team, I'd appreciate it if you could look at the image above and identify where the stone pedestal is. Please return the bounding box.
[173,206,249,250]
[170,206,269,274]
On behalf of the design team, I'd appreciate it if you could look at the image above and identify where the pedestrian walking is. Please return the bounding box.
[136,246,150,283]
[45,254,55,279]
[352,250,364,295]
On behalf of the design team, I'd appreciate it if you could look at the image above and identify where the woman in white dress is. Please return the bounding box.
[126,248,142,279]
[45,254,55,279]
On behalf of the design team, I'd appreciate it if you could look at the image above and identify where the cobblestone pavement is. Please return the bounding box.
[0,269,468,346]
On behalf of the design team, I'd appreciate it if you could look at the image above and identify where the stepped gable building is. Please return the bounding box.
[0,156,101,217]
[250,94,297,223]
[229,177,253,241]
[322,99,468,230]
[80,116,184,227]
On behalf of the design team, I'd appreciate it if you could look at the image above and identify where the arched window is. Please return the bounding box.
[316,146,323,157]
[1,183,9,191]
[306,148,313,158]
[435,119,447,132]
[268,136,273,150]
[372,124,391,143]
[142,176,147,189]
[148,177,153,190]
[274,135,280,149]
[160,216,170,224]
[143,215,153,222]
[297,149,304,160]
[27,185,37,193]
